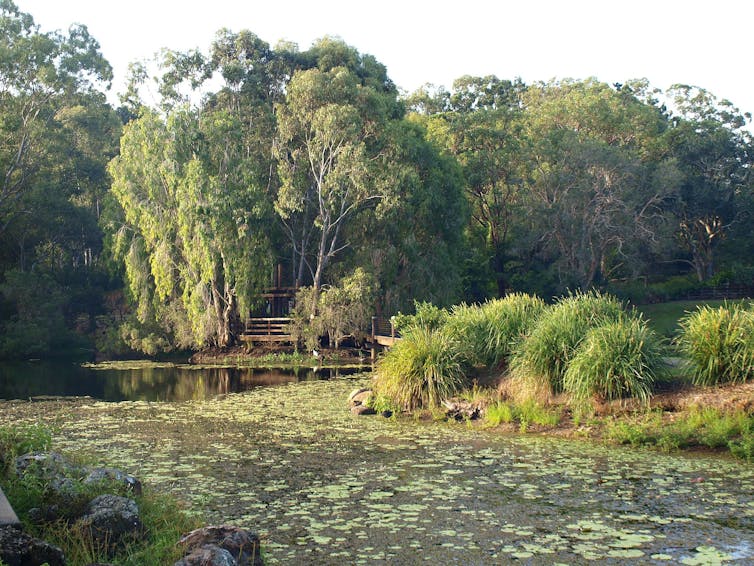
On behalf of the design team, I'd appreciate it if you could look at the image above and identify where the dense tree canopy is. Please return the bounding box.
[2,0,754,357]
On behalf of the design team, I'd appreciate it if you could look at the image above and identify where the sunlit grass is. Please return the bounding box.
[677,303,754,386]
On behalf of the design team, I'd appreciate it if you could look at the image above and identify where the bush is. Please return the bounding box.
[373,327,466,411]
[510,290,625,396]
[677,303,754,386]
[446,293,545,368]
[563,316,664,405]
[392,301,448,334]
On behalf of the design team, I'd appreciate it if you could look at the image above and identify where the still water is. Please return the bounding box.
[0,360,360,402]
[1,364,753,563]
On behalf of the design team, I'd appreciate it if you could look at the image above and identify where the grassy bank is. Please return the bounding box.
[371,294,754,462]
[0,424,201,565]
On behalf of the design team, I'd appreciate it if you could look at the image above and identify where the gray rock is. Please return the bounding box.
[84,467,143,496]
[175,545,237,566]
[77,494,142,550]
[175,525,263,566]
[348,387,372,405]
[0,524,65,566]
[15,451,81,479]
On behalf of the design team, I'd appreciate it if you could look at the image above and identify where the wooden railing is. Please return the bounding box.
[371,316,401,347]
[240,317,292,344]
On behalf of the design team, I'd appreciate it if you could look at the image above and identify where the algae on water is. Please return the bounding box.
[1,374,753,564]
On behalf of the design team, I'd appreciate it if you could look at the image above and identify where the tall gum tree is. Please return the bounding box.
[664,85,753,281]
[274,62,397,310]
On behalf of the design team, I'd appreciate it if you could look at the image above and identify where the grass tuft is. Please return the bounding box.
[677,303,754,386]
[563,316,665,405]
[374,327,466,411]
[510,290,625,397]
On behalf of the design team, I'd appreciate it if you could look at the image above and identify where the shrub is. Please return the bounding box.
[392,301,449,334]
[373,327,466,411]
[563,316,664,405]
[677,304,754,386]
[510,290,625,396]
[446,293,545,368]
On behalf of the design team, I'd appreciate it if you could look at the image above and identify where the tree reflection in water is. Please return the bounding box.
[0,361,362,402]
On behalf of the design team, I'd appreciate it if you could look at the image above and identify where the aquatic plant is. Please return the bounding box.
[677,303,754,386]
[509,290,625,397]
[563,316,664,405]
[374,327,466,411]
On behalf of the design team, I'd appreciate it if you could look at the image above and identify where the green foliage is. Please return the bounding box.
[0,424,201,565]
[0,423,52,471]
[374,327,466,411]
[677,303,754,386]
[446,293,545,368]
[485,399,561,429]
[510,291,625,396]
[603,408,754,460]
[485,402,515,426]
[289,269,376,350]
[563,316,664,404]
[392,301,449,334]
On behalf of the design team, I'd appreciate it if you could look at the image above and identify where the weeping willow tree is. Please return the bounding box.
[108,108,273,350]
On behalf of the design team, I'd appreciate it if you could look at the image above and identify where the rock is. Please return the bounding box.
[15,451,80,479]
[84,467,143,496]
[442,399,481,420]
[351,404,376,416]
[175,545,237,566]
[175,525,263,566]
[348,387,373,406]
[0,524,65,566]
[77,494,142,550]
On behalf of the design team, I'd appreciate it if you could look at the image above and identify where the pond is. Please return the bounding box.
[1,365,753,564]
[0,360,360,402]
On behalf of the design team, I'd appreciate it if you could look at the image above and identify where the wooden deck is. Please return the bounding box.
[370,316,401,357]
[240,317,293,344]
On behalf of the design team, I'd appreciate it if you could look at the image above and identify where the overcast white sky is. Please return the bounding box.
[16,0,754,117]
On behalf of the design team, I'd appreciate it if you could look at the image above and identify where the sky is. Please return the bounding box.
[15,0,754,117]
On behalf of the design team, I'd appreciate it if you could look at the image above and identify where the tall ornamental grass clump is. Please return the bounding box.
[374,327,466,411]
[446,293,546,368]
[510,290,625,395]
[678,304,754,386]
[563,316,664,404]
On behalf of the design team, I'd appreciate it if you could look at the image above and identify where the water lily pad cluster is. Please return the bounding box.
[1,375,752,563]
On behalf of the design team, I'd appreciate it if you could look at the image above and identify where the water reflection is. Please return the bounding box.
[0,361,363,402]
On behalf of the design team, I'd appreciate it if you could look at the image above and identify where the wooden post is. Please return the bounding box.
[371,316,377,361]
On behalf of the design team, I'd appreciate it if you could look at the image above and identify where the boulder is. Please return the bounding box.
[348,388,373,406]
[15,451,80,479]
[175,546,237,566]
[175,525,263,566]
[0,524,65,566]
[84,467,143,496]
[77,494,142,550]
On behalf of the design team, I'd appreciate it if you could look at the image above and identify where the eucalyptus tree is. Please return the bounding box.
[664,85,754,281]
[0,0,112,234]
[520,79,675,290]
[415,76,528,298]
[273,50,400,309]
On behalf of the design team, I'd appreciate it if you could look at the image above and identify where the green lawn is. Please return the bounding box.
[636,299,752,338]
